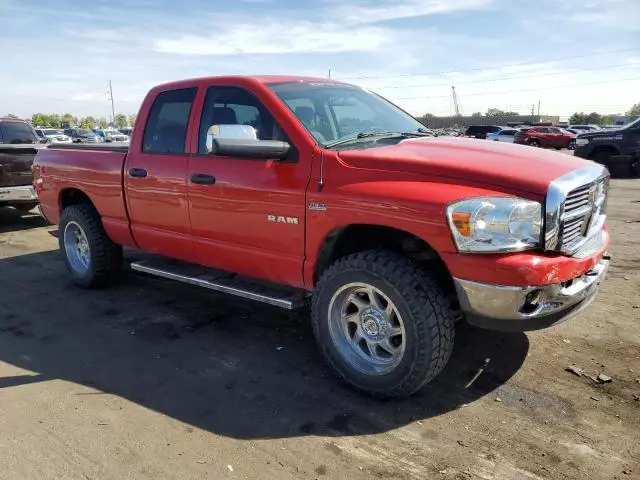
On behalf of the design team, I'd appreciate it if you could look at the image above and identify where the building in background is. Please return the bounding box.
[417,114,560,129]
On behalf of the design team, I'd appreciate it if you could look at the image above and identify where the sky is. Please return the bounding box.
[0,0,638,120]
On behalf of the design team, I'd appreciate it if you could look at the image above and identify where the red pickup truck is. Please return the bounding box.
[33,75,610,398]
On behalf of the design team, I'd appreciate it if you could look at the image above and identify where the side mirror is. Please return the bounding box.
[213,138,291,160]
[206,124,257,153]
[207,124,291,160]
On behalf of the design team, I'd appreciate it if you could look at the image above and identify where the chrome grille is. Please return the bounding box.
[544,164,609,255]
[560,178,607,251]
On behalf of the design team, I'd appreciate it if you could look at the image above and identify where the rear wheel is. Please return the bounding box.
[59,204,122,288]
[312,251,455,398]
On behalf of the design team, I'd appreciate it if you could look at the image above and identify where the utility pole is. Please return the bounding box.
[537,100,540,117]
[108,80,115,126]
[328,69,331,79]
[531,104,535,116]
[452,86,461,117]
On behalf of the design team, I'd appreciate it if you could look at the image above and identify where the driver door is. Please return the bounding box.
[186,85,311,287]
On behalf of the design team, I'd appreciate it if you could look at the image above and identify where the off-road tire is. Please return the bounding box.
[312,250,455,398]
[59,204,122,288]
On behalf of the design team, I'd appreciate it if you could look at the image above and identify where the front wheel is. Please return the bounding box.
[529,139,541,147]
[59,204,123,288]
[312,251,455,398]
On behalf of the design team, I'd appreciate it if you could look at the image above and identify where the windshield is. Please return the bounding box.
[268,81,428,148]
[77,129,94,135]
[43,129,64,135]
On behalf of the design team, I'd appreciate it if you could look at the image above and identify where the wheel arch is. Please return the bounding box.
[311,223,453,291]
[589,144,620,158]
[59,188,96,214]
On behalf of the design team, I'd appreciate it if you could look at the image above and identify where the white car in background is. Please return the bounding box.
[35,128,73,144]
[486,128,518,143]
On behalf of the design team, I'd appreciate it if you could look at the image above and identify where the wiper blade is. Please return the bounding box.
[324,130,433,148]
[324,131,394,148]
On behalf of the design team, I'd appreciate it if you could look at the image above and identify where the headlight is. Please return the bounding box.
[446,197,542,252]
[576,138,589,146]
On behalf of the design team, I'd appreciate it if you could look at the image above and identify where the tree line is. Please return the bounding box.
[568,102,640,125]
[420,103,640,122]
[2,113,136,129]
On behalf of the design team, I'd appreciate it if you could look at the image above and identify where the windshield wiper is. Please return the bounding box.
[324,130,433,149]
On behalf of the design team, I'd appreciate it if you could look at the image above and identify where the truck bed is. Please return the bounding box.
[34,145,130,242]
[46,143,130,153]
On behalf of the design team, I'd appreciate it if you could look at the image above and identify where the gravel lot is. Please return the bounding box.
[1,179,638,480]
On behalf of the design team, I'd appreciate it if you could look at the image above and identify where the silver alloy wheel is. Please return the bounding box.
[328,282,406,375]
[63,220,91,275]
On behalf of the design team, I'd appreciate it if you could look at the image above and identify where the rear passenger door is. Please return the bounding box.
[124,87,198,262]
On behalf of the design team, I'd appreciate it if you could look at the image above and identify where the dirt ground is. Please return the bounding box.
[0,180,638,480]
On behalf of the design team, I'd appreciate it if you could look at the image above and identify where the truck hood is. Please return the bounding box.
[577,129,625,139]
[337,136,591,196]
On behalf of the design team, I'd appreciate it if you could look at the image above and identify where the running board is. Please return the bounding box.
[130,258,306,310]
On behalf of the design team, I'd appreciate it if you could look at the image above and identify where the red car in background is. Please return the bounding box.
[515,126,576,150]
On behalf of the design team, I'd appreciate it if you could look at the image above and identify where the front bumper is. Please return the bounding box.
[454,255,610,332]
[0,185,38,203]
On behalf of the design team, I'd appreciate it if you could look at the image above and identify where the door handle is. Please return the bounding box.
[129,168,148,178]
[190,173,216,185]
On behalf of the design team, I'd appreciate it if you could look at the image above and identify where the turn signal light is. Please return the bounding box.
[451,212,471,237]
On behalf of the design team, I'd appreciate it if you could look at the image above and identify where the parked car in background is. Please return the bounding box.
[94,128,129,142]
[118,127,133,136]
[486,128,518,143]
[568,125,601,133]
[0,117,41,214]
[64,128,103,143]
[34,128,47,143]
[564,128,582,136]
[515,126,576,149]
[35,128,72,144]
[464,125,503,139]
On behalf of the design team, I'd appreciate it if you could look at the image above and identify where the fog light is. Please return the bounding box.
[520,289,542,314]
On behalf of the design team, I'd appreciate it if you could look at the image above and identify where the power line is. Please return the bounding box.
[361,62,640,90]
[337,47,640,80]
[391,76,640,100]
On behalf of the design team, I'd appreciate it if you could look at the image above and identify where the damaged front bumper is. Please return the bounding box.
[453,255,610,332]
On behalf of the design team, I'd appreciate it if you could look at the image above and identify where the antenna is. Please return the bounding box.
[452,86,461,116]
[318,150,325,192]
[108,80,115,126]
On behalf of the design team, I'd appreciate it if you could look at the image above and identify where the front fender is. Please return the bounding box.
[303,177,524,288]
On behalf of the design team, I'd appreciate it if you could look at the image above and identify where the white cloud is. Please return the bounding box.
[333,0,494,24]
[153,0,495,57]
[154,21,389,55]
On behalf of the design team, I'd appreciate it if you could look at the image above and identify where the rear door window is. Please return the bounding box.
[0,122,38,144]
[143,87,196,154]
